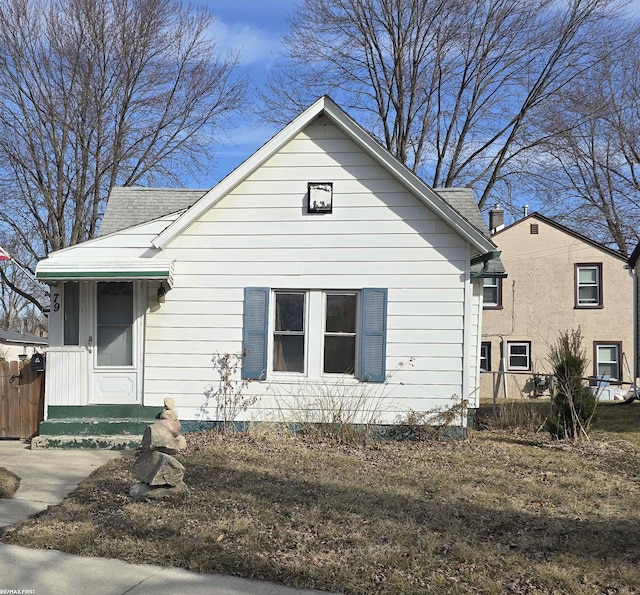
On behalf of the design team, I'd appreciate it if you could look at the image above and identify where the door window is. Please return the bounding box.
[96,282,133,366]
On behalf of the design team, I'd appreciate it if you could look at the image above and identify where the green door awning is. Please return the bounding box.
[36,258,174,285]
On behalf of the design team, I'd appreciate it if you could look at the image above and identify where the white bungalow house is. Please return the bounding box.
[34,97,503,446]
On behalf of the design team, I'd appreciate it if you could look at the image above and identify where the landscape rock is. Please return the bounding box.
[160,408,179,421]
[134,450,185,486]
[157,418,181,436]
[130,399,189,499]
[141,422,181,454]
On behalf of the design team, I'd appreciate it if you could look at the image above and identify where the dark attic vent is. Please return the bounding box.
[530,223,539,235]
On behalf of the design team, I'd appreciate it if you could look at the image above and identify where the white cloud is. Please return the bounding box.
[209,18,282,66]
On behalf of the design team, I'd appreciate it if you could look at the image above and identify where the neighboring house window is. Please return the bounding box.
[594,342,621,381]
[242,287,387,382]
[507,341,531,371]
[483,277,502,309]
[63,282,79,346]
[575,263,602,308]
[480,342,491,372]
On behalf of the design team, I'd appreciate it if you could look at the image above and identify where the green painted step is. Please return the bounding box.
[46,405,160,419]
[39,418,155,436]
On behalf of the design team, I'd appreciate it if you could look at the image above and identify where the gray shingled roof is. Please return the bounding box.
[435,188,506,277]
[99,187,208,236]
[0,329,47,345]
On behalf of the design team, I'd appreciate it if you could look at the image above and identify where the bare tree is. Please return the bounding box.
[261,0,629,208]
[530,33,640,255]
[0,0,246,313]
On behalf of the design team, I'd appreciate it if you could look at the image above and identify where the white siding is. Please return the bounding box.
[143,118,473,423]
[45,349,88,407]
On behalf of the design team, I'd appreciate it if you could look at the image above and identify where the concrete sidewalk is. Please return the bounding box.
[0,542,328,594]
[0,440,122,527]
[0,441,335,595]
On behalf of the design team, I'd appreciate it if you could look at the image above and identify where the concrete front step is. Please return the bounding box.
[31,434,143,450]
[33,404,160,449]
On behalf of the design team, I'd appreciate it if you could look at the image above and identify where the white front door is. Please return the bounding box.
[90,281,143,404]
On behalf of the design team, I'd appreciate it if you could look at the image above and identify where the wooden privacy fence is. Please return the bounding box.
[0,360,45,439]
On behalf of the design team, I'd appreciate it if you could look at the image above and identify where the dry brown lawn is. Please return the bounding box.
[2,401,640,594]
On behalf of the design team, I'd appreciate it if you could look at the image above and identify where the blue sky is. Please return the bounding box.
[198,1,299,187]
[199,0,640,189]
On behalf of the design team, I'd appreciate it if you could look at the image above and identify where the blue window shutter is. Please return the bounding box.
[360,288,387,382]
[242,287,269,380]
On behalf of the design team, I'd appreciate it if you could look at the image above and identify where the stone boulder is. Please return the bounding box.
[141,422,181,455]
[134,450,185,486]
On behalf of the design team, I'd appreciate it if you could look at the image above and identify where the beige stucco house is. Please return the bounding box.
[481,211,633,400]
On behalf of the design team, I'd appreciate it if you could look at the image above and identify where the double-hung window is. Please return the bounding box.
[242,287,386,382]
[576,264,602,308]
[507,341,531,371]
[482,277,502,309]
[324,293,357,374]
[594,342,621,381]
[273,292,305,373]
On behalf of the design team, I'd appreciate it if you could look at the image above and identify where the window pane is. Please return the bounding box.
[97,282,133,324]
[480,343,490,371]
[598,362,617,378]
[324,335,356,374]
[96,282,133,367]
[579,286,598,303]
[511,345,527,356]
[63,282,79,346]
[579,268,597,284]
[326,294,356,333]
[598,346,617,361]
[275,293,304,331]
[273,335,304,372]
[97,326,132,366]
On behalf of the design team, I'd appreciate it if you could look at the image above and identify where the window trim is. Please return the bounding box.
[507,341,531,371]
[575,263,603,309]
[480,341,491,372]
[593,341,622,381]
[482,277,503,310]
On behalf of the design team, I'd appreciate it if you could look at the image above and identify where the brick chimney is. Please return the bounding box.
[489,204,504,235]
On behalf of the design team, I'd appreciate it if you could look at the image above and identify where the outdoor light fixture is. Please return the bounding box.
[157,282,166,304]
[307,182,333,213]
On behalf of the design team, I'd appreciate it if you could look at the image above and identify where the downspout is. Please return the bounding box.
[629,264,638,385]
